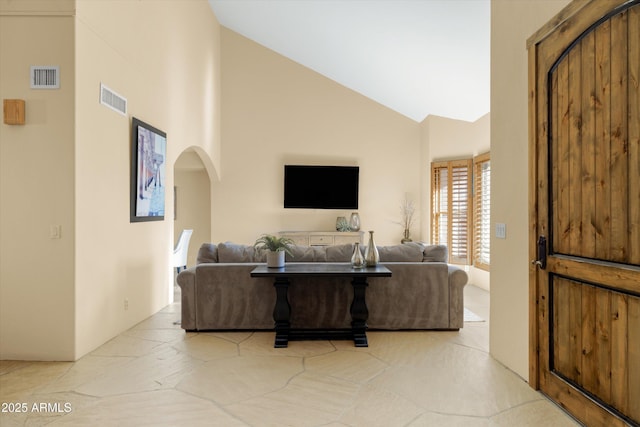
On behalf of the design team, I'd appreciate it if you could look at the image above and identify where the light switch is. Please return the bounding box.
[50,225,61,239]
[496,223,506,239]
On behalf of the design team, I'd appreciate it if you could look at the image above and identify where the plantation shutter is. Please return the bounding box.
[473,153,490,271]
[431,159,472,265]
[431,165,448,246]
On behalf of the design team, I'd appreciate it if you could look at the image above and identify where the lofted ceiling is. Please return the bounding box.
[208,0,490,123]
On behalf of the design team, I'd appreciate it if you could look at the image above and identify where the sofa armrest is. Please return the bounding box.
[447,265,468,328]
[177,267,197,330]
[448,265,468,288]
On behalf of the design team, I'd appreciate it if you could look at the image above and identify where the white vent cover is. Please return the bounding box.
[100,83,127,116]
[30,66,60,89]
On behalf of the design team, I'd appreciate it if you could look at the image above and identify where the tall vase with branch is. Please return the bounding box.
[395,195,416,243]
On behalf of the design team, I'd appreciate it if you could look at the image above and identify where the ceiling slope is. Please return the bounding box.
[209,0,490,123]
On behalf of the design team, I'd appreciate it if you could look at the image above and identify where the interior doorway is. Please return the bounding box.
[173,148,212,301]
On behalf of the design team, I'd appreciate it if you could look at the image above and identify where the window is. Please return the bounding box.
[473,153,490,271]
[431,159,472,265]
[431,154,491,268]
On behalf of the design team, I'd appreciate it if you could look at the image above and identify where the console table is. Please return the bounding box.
[278,231,363,246]
[250,263,392,348]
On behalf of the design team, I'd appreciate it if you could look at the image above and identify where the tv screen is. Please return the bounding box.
[284,165,359,209]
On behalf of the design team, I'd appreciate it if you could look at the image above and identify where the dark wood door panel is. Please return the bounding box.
[530,1,640,425]
[549,5,640,267]
[551,276,640,422]
[547,256,640,295]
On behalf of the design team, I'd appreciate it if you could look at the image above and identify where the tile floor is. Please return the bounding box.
[0,285,579,426]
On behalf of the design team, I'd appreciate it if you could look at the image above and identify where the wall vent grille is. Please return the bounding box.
[100,83,127,116]
[30,66,60,89]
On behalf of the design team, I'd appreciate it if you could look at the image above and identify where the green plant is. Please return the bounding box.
[336,217,351,232]
[254,234,295,257]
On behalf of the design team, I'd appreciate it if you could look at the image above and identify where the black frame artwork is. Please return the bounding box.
[130,117,166,222]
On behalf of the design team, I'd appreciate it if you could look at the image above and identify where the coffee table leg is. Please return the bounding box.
[351,277,369,347]
[273,277,291,348]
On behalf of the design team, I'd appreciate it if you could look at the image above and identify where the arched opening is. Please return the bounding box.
[172,147,213,300]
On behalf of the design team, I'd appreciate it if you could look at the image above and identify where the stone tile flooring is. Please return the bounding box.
[0,285,579,426]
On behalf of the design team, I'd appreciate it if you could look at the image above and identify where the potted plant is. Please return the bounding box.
[254,234,295,268]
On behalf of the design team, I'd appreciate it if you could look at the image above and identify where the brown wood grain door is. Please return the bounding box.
[529,1,640,426]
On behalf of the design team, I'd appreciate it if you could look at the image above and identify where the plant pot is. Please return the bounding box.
[266,251,285,268]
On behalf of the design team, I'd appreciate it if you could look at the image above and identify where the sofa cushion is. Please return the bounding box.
[218,242,263,263]
[423,244,448,262]
[378,242,424,262]
[286,245,328,262]
[325,244,355,262]
[196,243,218,264]
[253,249,267,262]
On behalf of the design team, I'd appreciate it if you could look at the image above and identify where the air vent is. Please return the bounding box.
[100,83,127,116]
[30,66,60,89]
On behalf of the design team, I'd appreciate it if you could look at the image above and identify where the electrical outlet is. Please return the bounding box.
[124,299,129,311]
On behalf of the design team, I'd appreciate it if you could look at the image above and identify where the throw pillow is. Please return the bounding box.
[377,242,424,262]
[326,244,355,262]
[217,242,257,263]
[423,244,448,262]
[286,245,327,262]
[196,243,218,264]
[253,248,267,263]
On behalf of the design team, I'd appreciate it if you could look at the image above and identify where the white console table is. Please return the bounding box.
[279,231,364,246]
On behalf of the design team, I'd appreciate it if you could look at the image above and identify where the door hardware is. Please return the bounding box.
[531,235,547,269]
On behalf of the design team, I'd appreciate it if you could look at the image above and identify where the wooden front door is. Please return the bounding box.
[529,1,640,425]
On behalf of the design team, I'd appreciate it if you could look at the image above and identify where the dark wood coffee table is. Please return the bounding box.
[250,263,392,348]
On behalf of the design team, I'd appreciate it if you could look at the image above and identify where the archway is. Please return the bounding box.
[172,147,213,299]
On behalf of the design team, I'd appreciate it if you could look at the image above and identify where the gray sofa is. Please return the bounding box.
[177,242,468,332]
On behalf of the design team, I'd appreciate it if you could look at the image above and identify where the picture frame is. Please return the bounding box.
[130,117,166,222]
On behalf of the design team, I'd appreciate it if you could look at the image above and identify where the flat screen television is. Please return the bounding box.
[284,165,359,209]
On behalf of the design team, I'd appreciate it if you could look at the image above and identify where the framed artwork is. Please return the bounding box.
[130,117,166,222]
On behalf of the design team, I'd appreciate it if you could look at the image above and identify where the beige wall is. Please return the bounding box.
[217,29,422,246]
[0,8,76,360]
[1,0,221,360]
[74,0,221,358]
[490,0,570,379]
[421,114,491,290]
[216,27,492,289]
[424,114,490,162]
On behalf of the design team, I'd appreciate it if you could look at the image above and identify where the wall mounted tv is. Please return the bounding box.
[284,165,359,209]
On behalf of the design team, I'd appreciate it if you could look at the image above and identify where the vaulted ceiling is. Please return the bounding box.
[208,0,490,123]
